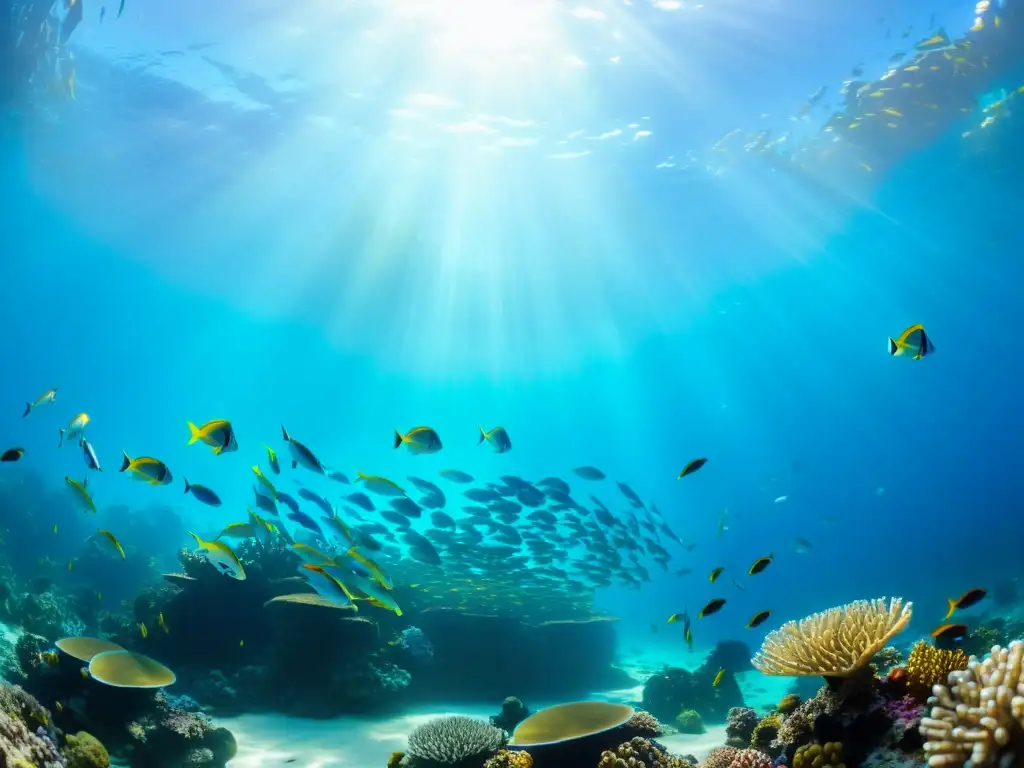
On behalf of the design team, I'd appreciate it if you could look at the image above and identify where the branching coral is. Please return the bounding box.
[904,641,968,701]
[483,750,532,768]
[406,716,507,764]
[752,598,912,678]
[793,742,844,768]
[921,641,1024,766]
[627,710,663,737]
[596,737,695,768]
[751,714,782,752]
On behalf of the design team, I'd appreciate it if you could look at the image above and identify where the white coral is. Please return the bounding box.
[407,715,507,764]
[921,641,1024,767]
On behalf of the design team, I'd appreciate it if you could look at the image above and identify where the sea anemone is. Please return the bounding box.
[752,598,912,678]
[406,716,507,765]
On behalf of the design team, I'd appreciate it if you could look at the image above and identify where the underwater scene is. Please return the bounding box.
[2,0,1024,766]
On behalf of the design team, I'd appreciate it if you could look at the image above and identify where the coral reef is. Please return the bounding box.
[750,714,782,754]
[483,749,533,768]
[777,695,801,715]
[752,598,913,678]
[871,646,904,673]
[702,747,739,768]
[921,641,1024,767]
[729,749,773,768]
[396,627,435,663]
[793,742,844,768]
[725,708,758,747]
[64,732,109,768]
[641,662,744,723]
[405,716,507,766]
[625,711,662,738]
[904,641,968,702]
[675,709,704,734]
[596,737,695,768]
[491,698,531,734]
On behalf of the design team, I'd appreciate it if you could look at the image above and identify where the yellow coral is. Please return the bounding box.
[777,694,801,714]
[483,749,533,768]
[905,640,968,700]
[752,598,912,677]
[750,714,781,749]
[794,741,845,768]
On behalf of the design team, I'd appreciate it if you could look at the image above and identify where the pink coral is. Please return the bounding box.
[883,695,923,726]
[729,749,773,768]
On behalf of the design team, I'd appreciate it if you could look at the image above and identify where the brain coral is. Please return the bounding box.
[904,641,968,701]
[406,715,507,764]
[753,598,912,678]
[921,641,1024,767]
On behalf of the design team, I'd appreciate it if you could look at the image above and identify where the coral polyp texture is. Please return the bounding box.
[904,641,969,701]
[728,748,773,768]
[793,742,845,768]
[482,749,533,768]
[702,747,739,768]
[597,737,696,768]
[626,710,663,737]
[751,598,913,678]
[405,715,507,765]
[921,641,1024,767]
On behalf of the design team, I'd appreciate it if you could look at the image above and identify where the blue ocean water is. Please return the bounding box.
[1,0,1023,764]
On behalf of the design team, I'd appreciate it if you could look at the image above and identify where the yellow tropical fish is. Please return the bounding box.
[251,466,278,500]
[96,530,126,560]
[59,413,89,447]
[65,477,96,513]
[23,388,58,418]
[713,668,726,687]
[119,451,173,485]
[347,548,394,590]
[140,623,148,639]
[263,444,280,474]
[67,559,74,571]
[55,701,63,713]
[187,420,238,455]
[393,426,443,455]
[189,533,246,580]
[158,612,169,634]
[888,323,936,359]
[355,471,406,497]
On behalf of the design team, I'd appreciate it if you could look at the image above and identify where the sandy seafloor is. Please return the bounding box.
[214,648,794,766]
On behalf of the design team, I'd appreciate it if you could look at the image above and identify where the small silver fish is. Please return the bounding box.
[80,438,102,471]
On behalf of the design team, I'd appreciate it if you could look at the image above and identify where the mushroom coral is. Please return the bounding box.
[752,598,912,678]
[904,641,968,701]
[921,641,1024,767]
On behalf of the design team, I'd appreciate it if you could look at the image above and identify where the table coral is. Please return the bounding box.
[921,641,1024,766]
[904,641,968,702]
[753,598,912,678]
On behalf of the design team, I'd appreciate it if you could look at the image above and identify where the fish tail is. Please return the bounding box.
[393,429,405,449]
[22,402,30,418]
[188,532,203,548]
[58,428,65,447]
[183,478,191,494]
[887,337,898,355]
[477,424,487,445]
[944,599,956,621]
[187,421,203,445]
[119,450,131,472]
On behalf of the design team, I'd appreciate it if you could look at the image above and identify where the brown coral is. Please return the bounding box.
[752,598,912,677]
[627,710,663,737]
[793,742,845,768]
[730,749,773,768]
[773,686,839,751]
[701,747,739,768]
[483,749,533,768]
[596,736,694,768]
[904,640,968,701]
[750,714,781,751]
[777,694,801,715]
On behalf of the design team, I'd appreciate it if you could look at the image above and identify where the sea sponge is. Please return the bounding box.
[921,641,1024,766]
[675,709,704,734]
[596,736,695,768]
[627,710,663,737]
[702,747,739,768]
[726,707,759,747]
[406,715,507,764]
[904,641,968,701]
[750,714,782,751]
[482,750,532,768]
[777,695,801,715]
[752,598,912,678]
[793,742,844,768]
[730,749,773,768]
[64,731,109,768]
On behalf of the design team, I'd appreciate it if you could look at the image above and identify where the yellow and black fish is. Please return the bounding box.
[698,598,726,618]
[931,623,968,642]
[709,567,724,583]
[677,458,708,480]
[944,588,986,619]
[1,448,24,462]
[749,554,774,575]
[746,610,771,628]
[888,323,935,359]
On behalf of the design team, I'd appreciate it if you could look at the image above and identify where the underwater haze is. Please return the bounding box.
[0,0,1023,765]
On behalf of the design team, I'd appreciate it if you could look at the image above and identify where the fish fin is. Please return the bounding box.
[281,425,291,442]
[184,478,191,494]
[22,403,30,418]
[292,460,297,469]
[187,421,202,445]
[477,424,487,445]
[119,451,131,472]
[58,428,65,448]
[189,532,204,548]
[212,446,222,456]
[887,337,898,355]
[944,599,956,620]
[393,429,404,449]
